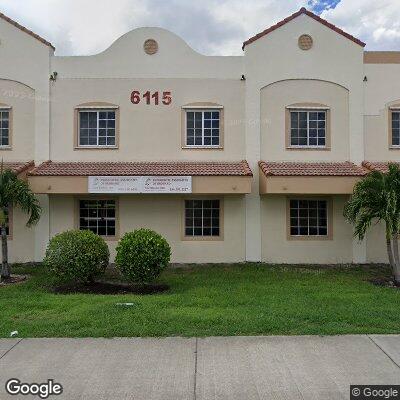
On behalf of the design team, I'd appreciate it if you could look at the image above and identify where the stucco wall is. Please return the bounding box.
[0,79,35,161]
[260,195,353,263]
[366,223,388,263]
[49,194,246,263]
[50,78,245,162]
[364,64,400,162]
[8,206,35,263]
[260,79,350,161]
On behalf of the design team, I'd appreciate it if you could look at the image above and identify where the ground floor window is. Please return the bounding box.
[289,199,328,237]
[79,200,116,237]
[184,199,220,237]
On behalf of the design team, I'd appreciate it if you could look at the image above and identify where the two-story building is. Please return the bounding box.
[0,8,398,264]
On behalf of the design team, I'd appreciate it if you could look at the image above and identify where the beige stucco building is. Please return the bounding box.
[0,7,398,264]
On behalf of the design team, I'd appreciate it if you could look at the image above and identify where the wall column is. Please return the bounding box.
[34,194,50,262]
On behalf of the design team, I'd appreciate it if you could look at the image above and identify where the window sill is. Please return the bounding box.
[0,146,12,151]
[286,146,330,151]
[74,146,118,150]
[287,235,332,241]
[182,146,223,150]
[101,236,118,242]
[182,235,223,241]
[389,146,400,150]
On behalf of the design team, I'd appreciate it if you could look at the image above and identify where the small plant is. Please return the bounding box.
[115,229,171,284]
[44,230,109,283]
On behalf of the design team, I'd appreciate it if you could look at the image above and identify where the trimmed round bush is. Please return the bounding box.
[115,229,171,284]
[44,230,109,283]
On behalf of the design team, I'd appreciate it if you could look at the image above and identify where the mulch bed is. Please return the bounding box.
[52,281,169,295]
[0,275,27,286]
[368,277,400,288]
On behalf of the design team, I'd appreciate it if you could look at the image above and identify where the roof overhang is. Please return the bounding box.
[259,161,367,194]
[28,161,253,195]
[28,175,252,195]
[242,7,365,50]
[2,161,34,179]
[259,175,362,194]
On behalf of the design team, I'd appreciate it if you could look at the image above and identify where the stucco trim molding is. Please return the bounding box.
[73,102,120,150]
[285,103,331,150]
[286,196,333,241]
[181,102,224,149]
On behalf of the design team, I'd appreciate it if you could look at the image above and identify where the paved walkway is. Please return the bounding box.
[0,335,399,399]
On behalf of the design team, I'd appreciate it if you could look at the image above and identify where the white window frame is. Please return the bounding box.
[289,109,327,149]
[391,110,400,147]
[185,109,221,148]
[0,108,11,148]
[78,109,117,148]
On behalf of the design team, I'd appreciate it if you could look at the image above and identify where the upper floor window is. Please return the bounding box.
[289,109,327,148]
[78,110,116,147]
[0,109,10,147]
[391,111,400,146]
[185,110,220,147]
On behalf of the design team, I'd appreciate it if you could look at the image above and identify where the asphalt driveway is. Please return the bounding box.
[0,335,399,399]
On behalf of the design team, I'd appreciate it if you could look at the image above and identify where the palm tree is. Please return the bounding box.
[0,164,41,281]
[344,163,400,285]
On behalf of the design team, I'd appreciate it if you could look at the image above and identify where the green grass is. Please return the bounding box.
[0,263,399,337]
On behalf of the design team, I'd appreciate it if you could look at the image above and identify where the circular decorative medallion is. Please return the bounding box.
[143,39,158,55]
[298,34,313,50]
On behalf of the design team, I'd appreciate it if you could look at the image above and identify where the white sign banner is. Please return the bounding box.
[88,176,192,194]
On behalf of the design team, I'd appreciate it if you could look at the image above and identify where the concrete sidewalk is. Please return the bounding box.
[0,335,399,399]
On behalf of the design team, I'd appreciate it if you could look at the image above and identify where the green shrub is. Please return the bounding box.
[115,229,171,284]
[44,230,109,283]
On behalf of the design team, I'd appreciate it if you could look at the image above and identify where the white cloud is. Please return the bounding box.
[0,0,399,56]
[321,0,400,50]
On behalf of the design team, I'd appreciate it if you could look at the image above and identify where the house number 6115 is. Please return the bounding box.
[130,90,172,105]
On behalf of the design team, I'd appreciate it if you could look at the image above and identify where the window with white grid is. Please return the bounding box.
[79,200,116,236]
[289,199,328,236]
[186,110,220,147]
[290,110,326,147]
[0,110,10,147]
[185,200,220,237]
[392,111,400,146]
[79,110,116,147]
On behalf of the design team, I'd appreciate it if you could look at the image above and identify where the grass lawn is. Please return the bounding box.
[0,263,399,337]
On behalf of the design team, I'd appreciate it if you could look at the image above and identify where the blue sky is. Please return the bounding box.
[309,0,341,14]
[0,0,398,55]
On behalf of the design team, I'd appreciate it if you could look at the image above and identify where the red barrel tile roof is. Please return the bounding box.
[2,160,34,175]
[29,160,253,177]
[242,7,365,50]
[259,161,368,177]
[362,161,400,173]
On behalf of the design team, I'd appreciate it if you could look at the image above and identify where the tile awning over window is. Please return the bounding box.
[1,161,34,175]
[29,160,253,177]
[362,161,400,174]
[259,161,368,177]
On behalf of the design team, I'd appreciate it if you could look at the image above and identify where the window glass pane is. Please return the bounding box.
[0,111,9,146]
[290,109,326,147]
[184,199,220,237]
[79,200,116,236]
[289,199,328,237]
[186,110,219,147]
[79,110,116,147]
